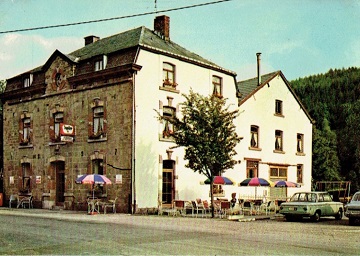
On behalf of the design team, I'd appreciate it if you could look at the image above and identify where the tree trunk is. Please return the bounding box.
[210,181,215,218]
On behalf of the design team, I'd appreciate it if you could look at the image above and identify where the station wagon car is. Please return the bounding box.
[345,191,360,225]
[279,192,344,222]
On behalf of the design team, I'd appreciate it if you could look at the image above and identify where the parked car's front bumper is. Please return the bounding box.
[345,208,360,218]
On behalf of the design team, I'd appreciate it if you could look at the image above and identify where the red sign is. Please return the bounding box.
[60,123,75,136]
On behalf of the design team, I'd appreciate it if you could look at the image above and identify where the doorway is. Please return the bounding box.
[53,161,65,206]
[162,160,175,207]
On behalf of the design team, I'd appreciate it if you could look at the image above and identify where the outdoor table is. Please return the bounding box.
[87,198,100,214]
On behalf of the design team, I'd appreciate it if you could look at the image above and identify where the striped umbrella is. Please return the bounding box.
[274,180,301,188]
[239,177,274,199]
[204,176,236,185]
[76,174,112,200]
[239,177,274,187]
[76,174,112,185]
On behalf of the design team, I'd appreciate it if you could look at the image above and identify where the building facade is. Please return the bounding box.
[1,16,313,212]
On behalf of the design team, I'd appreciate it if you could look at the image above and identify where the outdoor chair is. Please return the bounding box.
[9,194,19,208]
[173,200,186,216]
[103,197,118,214]
[202,200,211,217]
[192,200,205,217]
[242,201,254,215]
[21,196,33,209]
[185,201,194,216]
[260,200,271,215]
[219,201,231,218]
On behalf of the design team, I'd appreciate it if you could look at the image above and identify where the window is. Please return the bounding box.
[23,74,33,88]
[275,100,283,115]
[297,133,304,153]
[246,160,258,178]
[54,112,64,142]
[212,76,222,97]
[162,62,177,88]
[297,164,303,183]
[275,130,283,151]
[22,117,31,142]
[91,151,105,194]
[250,125,259,148]
[20,111,32,146]
[162,106,175,139]
[89,98,106,140]
[270,166,287,180]
[95,55,107,71]
[93,106,104,135]
[21,163,31,193]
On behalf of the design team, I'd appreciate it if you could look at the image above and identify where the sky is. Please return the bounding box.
[0,0,359,82]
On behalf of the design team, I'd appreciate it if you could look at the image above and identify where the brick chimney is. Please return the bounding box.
[154,15,170,41]
[84,35,100,46]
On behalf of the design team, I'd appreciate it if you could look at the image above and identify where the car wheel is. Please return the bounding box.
[335,209,343,220]
[349,217,356,226]
[311,211,320,222]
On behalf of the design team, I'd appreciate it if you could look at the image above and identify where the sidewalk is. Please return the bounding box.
[0,207,282,223]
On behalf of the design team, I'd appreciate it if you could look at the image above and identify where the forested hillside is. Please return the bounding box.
[291,67,360,193]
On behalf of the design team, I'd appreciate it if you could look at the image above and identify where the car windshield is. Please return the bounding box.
[290,193,316,202]
[352,193,360,201]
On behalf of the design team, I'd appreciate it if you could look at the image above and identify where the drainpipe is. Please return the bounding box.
[256,52,261,86]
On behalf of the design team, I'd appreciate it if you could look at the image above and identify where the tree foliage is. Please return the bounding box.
[157,89,242,217]
[291,67,360,192]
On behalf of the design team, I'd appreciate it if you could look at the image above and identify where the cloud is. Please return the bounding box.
[0,33,83,80]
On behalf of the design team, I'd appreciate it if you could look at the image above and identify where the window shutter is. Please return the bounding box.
[103,55,108,69]
[49,116,55,142]
[29,74,33,85]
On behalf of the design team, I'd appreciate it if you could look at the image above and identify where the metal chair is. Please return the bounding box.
[21,196,33,208]
[103,197,118,214]
[9,195,19,208]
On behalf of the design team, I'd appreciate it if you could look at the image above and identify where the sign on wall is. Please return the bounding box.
[116,174,122,184]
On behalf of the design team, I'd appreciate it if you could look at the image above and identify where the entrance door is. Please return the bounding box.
[162,160,175,207]
[54,161,65,205]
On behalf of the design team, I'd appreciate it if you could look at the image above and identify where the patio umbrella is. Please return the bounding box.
[75,174,112,200]
[274,180,301,188]
[239,177,274,199]
[204,176,236,185]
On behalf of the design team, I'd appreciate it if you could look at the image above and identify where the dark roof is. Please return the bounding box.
[69,26,235,75]
[237,70,314,123]
[236,71,279,102]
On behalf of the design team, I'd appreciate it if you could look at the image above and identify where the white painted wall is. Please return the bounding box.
[133,50,312,208]
[134,49,237,208]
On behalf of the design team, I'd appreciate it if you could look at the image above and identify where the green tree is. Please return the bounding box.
[312,119,341,182]
[158,90,242,217]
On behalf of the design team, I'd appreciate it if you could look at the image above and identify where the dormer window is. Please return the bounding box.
[212,76,222,97]
[95,55,107,71]
[23,74,33,88]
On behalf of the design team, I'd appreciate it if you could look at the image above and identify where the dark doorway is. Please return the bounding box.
[54,161,65,205]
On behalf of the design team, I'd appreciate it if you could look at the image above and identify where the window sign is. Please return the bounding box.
[116,174,122,184]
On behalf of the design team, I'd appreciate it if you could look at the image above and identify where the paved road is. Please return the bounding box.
[0,208,359,255]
